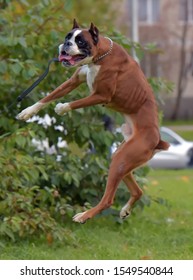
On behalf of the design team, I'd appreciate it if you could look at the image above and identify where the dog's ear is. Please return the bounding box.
[89,22,99,45]
[72,18,79,29]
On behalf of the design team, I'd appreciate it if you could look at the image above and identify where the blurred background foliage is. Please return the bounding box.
[0,0,173,241]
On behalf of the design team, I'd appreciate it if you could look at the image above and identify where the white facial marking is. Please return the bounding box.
[58,44,63,54]
[67,29,82,55]
[69,29,82,44]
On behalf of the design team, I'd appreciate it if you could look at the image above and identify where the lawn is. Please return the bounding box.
[0,169,193,260]
[163,119,193,126]
[163,119,193,141]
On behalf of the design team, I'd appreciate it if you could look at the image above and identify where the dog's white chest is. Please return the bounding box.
[86,65,101,92]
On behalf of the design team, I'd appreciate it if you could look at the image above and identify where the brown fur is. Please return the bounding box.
[18,31,169,223]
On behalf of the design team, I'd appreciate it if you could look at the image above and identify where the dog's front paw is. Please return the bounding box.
[73,211,88,224]
[17,102,44,121]
[17,107,34,121]
[54,103,71,116]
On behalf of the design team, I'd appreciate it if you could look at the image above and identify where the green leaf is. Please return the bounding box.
[15,135,26,148]
[25,47,34,58]
[37,166,49,180]
[3,227,15,242]
[18,37,27,48]
[0,61,7,74]
[28,67,37,78]
[81,126,90,138]
[135,47,144,61]
[12,63,22,75]
[0,132,11,139]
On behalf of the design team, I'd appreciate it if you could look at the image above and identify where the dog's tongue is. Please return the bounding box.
[58,54,72,61]
[58,54,75,66]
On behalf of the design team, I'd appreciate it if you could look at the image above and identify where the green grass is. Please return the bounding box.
[175,130,193,141]
[0,169,193,260]
[162,119,193,141]
[163,119,193,126]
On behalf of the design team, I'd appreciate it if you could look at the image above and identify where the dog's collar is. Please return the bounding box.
[94,37,113,63]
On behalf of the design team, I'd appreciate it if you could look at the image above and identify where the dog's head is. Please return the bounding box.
[58,19,99,67]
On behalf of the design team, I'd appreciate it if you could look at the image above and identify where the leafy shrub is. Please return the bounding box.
[0,127,74,242]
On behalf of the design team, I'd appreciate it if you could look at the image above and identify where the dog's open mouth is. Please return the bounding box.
[58,52,87,66]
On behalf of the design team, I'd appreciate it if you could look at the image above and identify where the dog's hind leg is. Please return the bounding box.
[73,154,124,223]
[73,143,134,224]
[73,136,152,224]
[120,172,143,219]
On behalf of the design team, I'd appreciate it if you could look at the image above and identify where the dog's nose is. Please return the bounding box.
[64,41,73,51]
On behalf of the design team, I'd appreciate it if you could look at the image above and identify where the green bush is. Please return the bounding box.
[0,126,74,242]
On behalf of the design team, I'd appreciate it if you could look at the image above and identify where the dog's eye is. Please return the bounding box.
[78,40,83,45]
[76,39,83,45]
[76,35,84,46]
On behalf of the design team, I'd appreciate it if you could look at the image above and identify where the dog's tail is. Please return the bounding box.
[155,139,170,151]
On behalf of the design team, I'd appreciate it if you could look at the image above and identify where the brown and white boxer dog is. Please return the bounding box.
[17,19,169,223]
